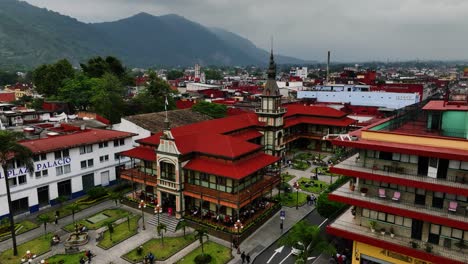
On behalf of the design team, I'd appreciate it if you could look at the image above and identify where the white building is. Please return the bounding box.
[290,67,308,80]
[194,64,201,79]
[0,125,136,218]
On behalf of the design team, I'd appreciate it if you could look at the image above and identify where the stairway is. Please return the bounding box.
[147,212,180,233]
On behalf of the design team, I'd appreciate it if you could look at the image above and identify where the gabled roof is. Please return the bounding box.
[184,153,279,179]
[20,129,136,154]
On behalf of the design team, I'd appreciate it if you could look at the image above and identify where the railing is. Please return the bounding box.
[329,208,468,263]
[158,178,179,190]
[331,184,468,223]
[334,154,468,189]
[119,168,157,185]
[254,108,286,114]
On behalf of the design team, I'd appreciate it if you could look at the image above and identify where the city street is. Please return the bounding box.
[253,210,328,264]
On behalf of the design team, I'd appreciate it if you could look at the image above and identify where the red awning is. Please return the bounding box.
[184,153,279,179]
[120,147,155,161]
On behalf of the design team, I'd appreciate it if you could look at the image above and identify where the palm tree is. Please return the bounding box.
[279,220,335,263]
[194,228,209,255]
[110,191,123,207]
[156,223,167,245]
[66,202,81,224]
[37,215,51,237]
[0,131,34,256]
[175,220,188,237]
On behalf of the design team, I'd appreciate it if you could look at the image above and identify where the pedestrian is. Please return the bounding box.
[143,255,149,264]
[86,250,92,263]
[311,194,316,205]
[306,195,311,205]
[148,252,155,264]
[241,251,246,264]
[79,257,85,264]
[246,253,251,263]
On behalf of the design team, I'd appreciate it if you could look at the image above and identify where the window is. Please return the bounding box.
[99,155,109,163]
[114,153,120,161]
[429,157,438,168]
[160,162,175,181]
[113,139,125,147]
[98,142,108,148]
[8,177,17,187]
[79,144,93,154]
[56,164,71,175]
[81,159,94,169]
[18,175,26,185]
[35,169,48,178]
[449,160,468,170]
[54,149,69,159]
[33,153,47,162]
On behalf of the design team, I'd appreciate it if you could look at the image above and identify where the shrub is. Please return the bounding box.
[194,254,212,264]
[87,187,108,200]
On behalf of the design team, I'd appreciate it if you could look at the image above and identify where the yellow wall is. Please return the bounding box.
[353,241,431,264]
[362,131,468,151]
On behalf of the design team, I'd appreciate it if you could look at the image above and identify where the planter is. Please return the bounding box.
[390,233,395,238]
[349,185,355,192]
[371,228,375,233]
[381,231,386,235]
[361,192,366,197]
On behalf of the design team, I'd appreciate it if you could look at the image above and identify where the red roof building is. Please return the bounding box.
[0,92,16,102]
[118,52,356,240]
[326,100,468,264]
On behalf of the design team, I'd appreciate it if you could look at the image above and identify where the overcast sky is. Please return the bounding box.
[23,0,468,62]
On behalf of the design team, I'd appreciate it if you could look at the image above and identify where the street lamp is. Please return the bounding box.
[154,204,163,227]
[138,200,146,230]
[293,181,299,210]
[234,219,243,254]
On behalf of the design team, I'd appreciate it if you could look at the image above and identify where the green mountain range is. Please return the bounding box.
[0,0,307,69]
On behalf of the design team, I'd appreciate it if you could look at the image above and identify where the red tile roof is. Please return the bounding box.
[285,116,356,128]
[174,133,261,158]
[0,93,16,102]
[284,104,348,118]
[120,146,155,161]
[228,129,263,141]
[184,153,279,179]
[422,100,468,111]
[20,129,136,154]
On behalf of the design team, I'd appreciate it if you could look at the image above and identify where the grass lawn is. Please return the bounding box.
[98,214,140,249]
[281,173,295,184]
[276,192,308,207]
[292,160,310,171]
[47,252,86,264]
[0,220,39,241]
[123,234,196,262]
[63,208,130,232]
[0,233,52,264]
[176,241,232,264]
[317,166,340,177]
[37,195,108,222]
[298,177,329,194]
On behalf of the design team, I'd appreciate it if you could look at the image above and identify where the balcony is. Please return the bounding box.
[329,183,468,230]
[184,175,280,209]
[328,208,468,264]
[254,108,286,115]
[158,178,180,191]
[120,168,157,186]
[331,154,468,195]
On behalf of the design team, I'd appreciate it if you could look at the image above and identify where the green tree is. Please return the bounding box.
[191,101,227,118]
[204,69,222,80]
[32,59,75,97]
[0,70,17,85]
[166,70,184,80]
[279,221,335,263]
[175,220,188,237]
[66,203,81,224]
[157,223,167,246]
[0,131,34,256]
[80,56,130,84]
[57,74,98,111]
[194,228,209,255]
[110,191,124,207]
[90,73,126,124]
[131,72,175,114]
[37,215,51,237]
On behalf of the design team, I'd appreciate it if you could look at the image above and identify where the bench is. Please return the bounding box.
[65,246,80,254]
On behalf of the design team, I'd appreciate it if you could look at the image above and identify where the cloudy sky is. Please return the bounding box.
[23,0,468,62]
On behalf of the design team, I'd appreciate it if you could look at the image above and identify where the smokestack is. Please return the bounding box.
[326,51,330,84]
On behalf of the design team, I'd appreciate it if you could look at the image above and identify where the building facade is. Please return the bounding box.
[0,124,135,218]
[327,100,468,264]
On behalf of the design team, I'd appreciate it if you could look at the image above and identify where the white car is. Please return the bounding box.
[291,242,304,256]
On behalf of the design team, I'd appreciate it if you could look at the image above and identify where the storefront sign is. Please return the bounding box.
[0,158,71,178]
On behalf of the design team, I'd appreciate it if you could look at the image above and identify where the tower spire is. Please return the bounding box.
[263,39,280,96]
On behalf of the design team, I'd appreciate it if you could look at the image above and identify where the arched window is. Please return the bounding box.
[160,162,175,181]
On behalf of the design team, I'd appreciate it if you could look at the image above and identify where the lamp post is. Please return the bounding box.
[154,204,163,227]
[138,200,146,230]
[293,181,299,210]
[234,219,243,254]
[329,165,333,184]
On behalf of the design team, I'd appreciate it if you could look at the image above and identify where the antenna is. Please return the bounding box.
[270,36,273,52]
[326,51,331,84]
